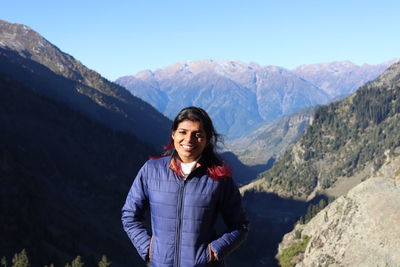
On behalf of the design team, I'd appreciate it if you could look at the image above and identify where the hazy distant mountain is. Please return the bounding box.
[226,106,316,166]
[116,59,396,139]
[0,19,170,149]
[293,60,399,97]
[116,60,330,138]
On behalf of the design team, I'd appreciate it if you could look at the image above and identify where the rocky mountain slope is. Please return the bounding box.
[278,152,400,266]
[116,60,330,138]
[293,59,398,97]
[241,60,400,200]
[0,19,170,149]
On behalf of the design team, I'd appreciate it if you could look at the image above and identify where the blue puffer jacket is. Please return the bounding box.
[122,155,249,267]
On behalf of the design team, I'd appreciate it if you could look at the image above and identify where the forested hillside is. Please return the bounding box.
[242,61,400,199]
[0,71,152,266]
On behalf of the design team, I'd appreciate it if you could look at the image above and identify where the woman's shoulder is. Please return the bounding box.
[145,155,171,169]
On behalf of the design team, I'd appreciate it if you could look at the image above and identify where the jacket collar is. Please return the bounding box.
[168,152,203,177]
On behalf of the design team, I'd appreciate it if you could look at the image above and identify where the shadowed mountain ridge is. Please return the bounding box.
[0,19,170,149]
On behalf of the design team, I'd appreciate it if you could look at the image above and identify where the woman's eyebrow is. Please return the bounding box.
[177,128,203,133]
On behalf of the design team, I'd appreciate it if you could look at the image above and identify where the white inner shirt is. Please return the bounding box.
[181,158,200,179]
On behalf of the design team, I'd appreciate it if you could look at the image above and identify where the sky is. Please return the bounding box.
[2,0,400,81]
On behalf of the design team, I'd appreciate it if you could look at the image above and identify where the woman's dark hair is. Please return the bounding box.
[161,106,231,180]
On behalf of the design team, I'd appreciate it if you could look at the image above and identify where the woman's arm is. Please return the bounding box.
[121,163,152,261]
[210,177,250,261]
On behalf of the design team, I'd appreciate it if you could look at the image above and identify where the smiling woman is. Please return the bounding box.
[121,106,249,267]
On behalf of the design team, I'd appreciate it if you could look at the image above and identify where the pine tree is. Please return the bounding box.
[297,216,305,225]
[318,199,327,210]
[11,249,29,267]
[1,256,7,267]
[98,255,111,267]
[71,256,84,267]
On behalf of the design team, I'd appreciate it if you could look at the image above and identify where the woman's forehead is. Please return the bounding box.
[177,120,205,131]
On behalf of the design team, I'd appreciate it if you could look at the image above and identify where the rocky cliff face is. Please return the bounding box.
[278,152,400,266]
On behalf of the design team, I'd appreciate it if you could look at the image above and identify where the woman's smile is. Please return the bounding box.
[181,144,195,150]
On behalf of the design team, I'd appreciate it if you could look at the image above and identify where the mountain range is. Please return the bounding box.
[116,59,396,139]
[115,60,330,138]
[293,60,399,97]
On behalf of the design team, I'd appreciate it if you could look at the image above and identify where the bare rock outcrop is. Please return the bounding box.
[278,156,400,266]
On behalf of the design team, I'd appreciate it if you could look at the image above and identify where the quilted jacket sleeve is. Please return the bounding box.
[121,162,151,261]
[210,177,249,260]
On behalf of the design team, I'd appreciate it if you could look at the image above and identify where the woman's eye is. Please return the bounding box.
[195,133,204,138]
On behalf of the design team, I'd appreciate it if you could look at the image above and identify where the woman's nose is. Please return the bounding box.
[185,133,195,143]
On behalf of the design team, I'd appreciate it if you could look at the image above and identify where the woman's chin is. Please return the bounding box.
[178,152,199,162]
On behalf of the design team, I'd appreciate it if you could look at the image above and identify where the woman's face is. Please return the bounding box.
[172,120,207,163]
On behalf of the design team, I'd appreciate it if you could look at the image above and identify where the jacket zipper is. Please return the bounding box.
[175,178,187,267]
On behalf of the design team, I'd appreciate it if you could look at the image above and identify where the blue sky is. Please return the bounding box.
[2,0,399,80]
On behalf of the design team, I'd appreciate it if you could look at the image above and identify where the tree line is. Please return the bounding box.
[1,249,111,267]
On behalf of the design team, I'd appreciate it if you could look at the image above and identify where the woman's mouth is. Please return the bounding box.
[181,144,196,151]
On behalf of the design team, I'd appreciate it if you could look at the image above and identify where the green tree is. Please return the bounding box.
[294,230,302,240]
[71,256,84,267]
[318,199,327,210]
[98,255,111,267]
[11,249,29,267]
[1,256,7,267]
[65,256,84,267]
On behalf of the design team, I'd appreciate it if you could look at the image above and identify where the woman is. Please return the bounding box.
[122,106,249,267]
